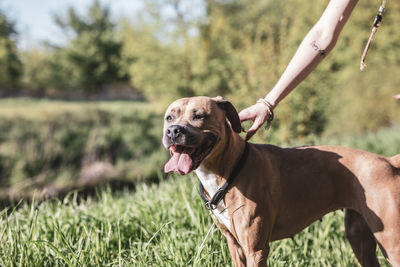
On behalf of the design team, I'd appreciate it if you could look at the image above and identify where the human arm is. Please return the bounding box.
[239,0,358,141]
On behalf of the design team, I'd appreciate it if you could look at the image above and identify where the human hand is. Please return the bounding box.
[239,102,273,141]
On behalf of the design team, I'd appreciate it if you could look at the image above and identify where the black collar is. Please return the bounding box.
[199,142,249,210]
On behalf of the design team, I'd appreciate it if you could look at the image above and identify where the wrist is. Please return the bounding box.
[263,94,278,109]
[256,98,274,130]
[256,99,274,122]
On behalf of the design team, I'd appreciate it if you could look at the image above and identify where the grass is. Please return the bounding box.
[0,174,391,266]
[0,97,165,119]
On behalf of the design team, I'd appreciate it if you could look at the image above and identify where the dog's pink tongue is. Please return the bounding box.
[164,149,193,174]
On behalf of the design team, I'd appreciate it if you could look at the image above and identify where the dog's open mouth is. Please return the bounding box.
[164,134,216,175]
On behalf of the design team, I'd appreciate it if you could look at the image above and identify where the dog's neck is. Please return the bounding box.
[199,129,245,186]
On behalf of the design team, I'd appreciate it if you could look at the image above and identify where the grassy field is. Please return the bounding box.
[0,174,391,266]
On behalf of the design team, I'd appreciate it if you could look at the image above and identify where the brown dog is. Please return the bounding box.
[162,96,400,266]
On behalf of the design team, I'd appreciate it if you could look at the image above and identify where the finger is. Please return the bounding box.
[245,119,263,141]
[238,108,255,123]
[245,131,255,141]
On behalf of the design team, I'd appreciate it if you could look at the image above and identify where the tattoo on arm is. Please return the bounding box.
[310,41,326,56]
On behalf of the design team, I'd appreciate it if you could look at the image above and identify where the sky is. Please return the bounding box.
[2,0,145,49]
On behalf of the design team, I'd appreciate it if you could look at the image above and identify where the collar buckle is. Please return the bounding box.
[205,201,217,210]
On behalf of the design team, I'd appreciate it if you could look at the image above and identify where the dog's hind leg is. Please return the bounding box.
[344,209,380,267]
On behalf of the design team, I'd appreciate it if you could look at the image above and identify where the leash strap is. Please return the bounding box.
[360,0,386,71]
[199,142,250,210]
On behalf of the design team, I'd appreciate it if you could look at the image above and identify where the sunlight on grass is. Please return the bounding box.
[0,98,165,119]
[0,174,391,266]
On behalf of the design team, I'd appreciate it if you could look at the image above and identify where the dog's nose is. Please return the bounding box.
[166,125,186,140]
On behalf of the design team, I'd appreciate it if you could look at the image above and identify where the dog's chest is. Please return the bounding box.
[195,167,231,230]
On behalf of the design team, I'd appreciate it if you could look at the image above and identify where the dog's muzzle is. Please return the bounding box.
[163,125,217,175]
[165,125,187,146]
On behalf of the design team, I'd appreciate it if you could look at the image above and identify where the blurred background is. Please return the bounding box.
[0,0,399,202]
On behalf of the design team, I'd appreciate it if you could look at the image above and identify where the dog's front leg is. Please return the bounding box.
[244,244,269,267]
[221,229,246,267]
[231,208,271,266]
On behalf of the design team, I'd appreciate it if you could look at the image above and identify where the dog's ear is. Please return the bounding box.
[212,96,242,133]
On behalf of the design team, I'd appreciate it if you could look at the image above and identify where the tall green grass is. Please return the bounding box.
[0,174,390,266]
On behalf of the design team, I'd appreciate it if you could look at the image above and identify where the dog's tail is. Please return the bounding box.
[390,154,400,169]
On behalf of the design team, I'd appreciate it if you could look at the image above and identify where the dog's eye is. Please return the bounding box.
[192,114,205,121]
[165,115,173,122]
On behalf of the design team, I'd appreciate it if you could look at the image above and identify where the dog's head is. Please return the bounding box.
[162,96,241,174]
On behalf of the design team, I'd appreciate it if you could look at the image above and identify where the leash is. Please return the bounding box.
[360,0,386,71]
[199,142,250,210]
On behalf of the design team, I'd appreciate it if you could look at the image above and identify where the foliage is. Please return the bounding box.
[0,10,22,89]
[20,49,59,95]
[191,0,400,142]
[324,0,400,135]
[128,0,333,141]
[120,0,400,143]
[50,0,128,92]
[120,20,191,103]
[0,174,390,266]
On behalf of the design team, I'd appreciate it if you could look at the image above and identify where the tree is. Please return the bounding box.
[53,0,129,93]
[120,20,187,102]
[120,0,205,102]
[0,10,22,90]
